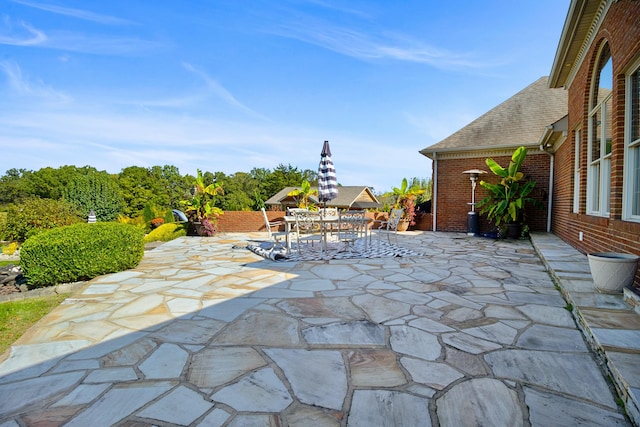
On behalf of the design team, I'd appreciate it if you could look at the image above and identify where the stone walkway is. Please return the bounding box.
[0,231,635,426]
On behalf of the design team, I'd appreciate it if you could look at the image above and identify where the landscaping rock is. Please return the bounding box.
[0,264,26,295]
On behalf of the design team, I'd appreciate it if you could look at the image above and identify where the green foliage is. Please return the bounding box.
[117,214,147,229]
[163,209,175,224]
[143,222,188,243]
[181,169,224,221]
[63,171,124,221]
[142,203,155,223]
[0,168,33,204]
[383,178,426,224]
[477,147,542,233]
[0,211,6,240]
[2,242,18,255]
[287,180,318,209]
[29,166,99,200]
[20,222,144,287]
[5,198,82,242]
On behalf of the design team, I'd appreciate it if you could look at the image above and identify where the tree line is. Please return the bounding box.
[0,164,318,221]
[0,164,432,222]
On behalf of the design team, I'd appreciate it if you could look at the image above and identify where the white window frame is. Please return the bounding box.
[587,45,612,217]
[573,129,581,213]
[623,58,640,222]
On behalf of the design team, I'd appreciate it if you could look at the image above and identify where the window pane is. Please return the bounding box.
[591,111,601,161]
[605,96,612,155]
[596,46,612,105]
[633,70,640,143]
[591,164,600,211]
[603,158,611,213]
[633,146,640,216]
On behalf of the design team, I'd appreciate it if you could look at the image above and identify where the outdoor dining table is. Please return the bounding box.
[283,214,371,252]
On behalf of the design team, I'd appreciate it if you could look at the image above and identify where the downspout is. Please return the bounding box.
[547,153,554,233]
[432,152,438,231]
[539,126,554,233]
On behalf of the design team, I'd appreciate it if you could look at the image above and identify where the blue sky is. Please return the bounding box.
[0,0,570,193]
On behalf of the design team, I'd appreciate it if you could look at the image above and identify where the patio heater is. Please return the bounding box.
[462,169,486,236]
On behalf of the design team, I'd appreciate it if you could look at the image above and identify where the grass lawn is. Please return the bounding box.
[0,260,18,267]
[0,293,69,355]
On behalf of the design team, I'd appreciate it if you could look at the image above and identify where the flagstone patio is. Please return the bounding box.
[0,231,636,426]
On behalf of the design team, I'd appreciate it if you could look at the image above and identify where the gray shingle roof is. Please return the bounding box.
[265,186,380,209]
[420,77,567,156]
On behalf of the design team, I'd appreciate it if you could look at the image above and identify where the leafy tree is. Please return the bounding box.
[63,171,125,221]
[150,165,191,209]
[117,166,168,218]
[28,166,98,200]
[0,168,33,204]
[4,197,82,241]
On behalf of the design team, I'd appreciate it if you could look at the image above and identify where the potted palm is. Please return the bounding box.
[181,169,224,236]
[391,178,425,231]
[477,146,541,238]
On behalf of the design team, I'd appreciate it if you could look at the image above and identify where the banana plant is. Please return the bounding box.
[287,180,318,209]
[477,146,540,232]
[181,169,224,222]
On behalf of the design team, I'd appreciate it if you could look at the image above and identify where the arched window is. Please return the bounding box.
[587,43,612,216]
[624,57,640,221]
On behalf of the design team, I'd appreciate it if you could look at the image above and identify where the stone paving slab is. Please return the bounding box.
[0,231,635,426]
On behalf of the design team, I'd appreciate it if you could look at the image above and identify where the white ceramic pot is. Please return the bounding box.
[587,252,640,293]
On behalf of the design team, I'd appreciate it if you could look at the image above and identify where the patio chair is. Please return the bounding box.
[261,208,288,251]
[336,210,367,254]
[293,211,324,256]
[373,208,404,244]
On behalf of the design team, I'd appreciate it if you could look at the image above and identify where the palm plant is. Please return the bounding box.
[390,178,425,225]
[287,180,318,209]
[181,170,224,235]
[477,146,541,236]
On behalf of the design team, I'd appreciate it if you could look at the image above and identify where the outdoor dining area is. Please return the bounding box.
[244,140,418,261]
[252,206,414,261]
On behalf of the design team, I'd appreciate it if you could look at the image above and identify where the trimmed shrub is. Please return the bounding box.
[21,222,144,287]
[5,197,82,242]
[143,222,188,243]
[2,242,18,255]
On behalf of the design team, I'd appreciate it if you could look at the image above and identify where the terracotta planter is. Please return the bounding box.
[587,252,640,293]
[397,220,409,232]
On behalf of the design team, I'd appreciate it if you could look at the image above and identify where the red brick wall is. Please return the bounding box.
[434,152,550,233]
[553,0,640,287]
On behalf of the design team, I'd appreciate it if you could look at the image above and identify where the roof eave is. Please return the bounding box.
[550,0,587,88]
[420,142,541,160]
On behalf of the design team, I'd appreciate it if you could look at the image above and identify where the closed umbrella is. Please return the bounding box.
[318,140,338,205]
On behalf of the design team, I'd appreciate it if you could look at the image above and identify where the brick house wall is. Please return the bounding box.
[433,151,550,233]
[551,0,640,287]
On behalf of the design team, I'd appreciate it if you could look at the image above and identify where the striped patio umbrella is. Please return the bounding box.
[318,140,338,204]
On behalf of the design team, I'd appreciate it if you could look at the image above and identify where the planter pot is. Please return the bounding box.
[188,221,214,236]
[587,252,640,294]
[505,223,522,239]
[397,220,410,232]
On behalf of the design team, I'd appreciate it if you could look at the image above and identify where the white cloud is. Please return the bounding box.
[268,17,489,69]
[0,16,46,46]
[11,0,136,25]
[182,62,268,120]
[0,60,70,102]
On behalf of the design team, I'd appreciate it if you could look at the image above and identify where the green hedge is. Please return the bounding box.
[21,222,145,287]
[143,222,188,243]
